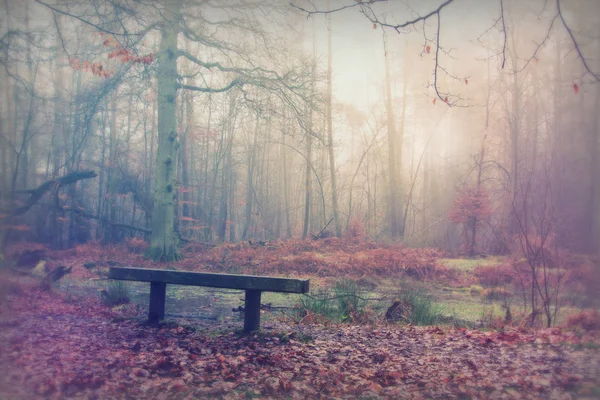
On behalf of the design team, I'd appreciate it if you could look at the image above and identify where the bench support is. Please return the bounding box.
[244,290,262,332]
[108,267,309,332]
[149,282,166,323]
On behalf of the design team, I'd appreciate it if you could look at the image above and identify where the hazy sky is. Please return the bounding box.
[304,0,509,111]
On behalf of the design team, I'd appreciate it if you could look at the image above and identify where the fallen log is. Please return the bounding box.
[1,170,97,221]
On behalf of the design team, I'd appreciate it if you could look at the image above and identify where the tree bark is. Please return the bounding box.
[147,0,182,261]
[326,9,341,238]
[242,118,259,240]
[384,33,400,238]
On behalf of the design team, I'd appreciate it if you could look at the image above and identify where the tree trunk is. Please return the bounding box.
[384,33,400,238]
[326,10,341,238]
[593,64,600,258]
[302,21,317,240]
[242,118,259,240]
[509,46,520,234]
[147,0,181,261]
[282,130,292,238]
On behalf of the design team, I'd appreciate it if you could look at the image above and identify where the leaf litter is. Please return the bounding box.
[1,287,599,399]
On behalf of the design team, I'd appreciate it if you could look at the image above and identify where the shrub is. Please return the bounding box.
[566,309,600,331]
[474,264,514,287]
[390,286,446,326]
[333,279,368,322]
[299,290,337,322]
[481,287,512,300]
[100,281,131,306]
[298,279,369,323]
[125,237,148,254]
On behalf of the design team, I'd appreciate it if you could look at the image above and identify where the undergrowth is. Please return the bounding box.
[299,279,372,323]
[100,281,131,306]
[395,286,446,326]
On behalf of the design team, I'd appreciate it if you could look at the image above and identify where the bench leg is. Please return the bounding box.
[149,282,166,323]
[244,290,262,332]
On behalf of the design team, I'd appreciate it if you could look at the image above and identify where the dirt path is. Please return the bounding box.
[1,289,599,399]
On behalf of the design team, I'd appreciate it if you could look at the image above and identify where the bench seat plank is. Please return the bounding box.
[108,267,309,294]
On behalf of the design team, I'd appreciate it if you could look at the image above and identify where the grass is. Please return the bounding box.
[333,279,369,322]
[438,257,502,272]
[395,285,447,326]
[44,254,590,331]
[100,281,131,306]
[437,294,504,324]
[299,279,370,323]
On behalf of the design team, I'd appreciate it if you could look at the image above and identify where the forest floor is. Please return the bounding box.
[1,239,599,399]
[0,283,599,399]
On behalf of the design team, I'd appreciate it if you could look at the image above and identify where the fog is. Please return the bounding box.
[0,0,599,258]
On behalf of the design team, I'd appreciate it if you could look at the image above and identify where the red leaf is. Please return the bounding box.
[444,97,448,103]
[573,83,579,93]
[465,79,468,85]
[425,45,431,54]
[432,98,436,105]
[372,23,377,30]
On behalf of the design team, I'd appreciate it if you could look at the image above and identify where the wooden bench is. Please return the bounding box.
[107,267,309,332]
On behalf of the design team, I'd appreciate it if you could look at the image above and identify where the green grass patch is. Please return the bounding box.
[395,286,447,326]
[439,257,502,272]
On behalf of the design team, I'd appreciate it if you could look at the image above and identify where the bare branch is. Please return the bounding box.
[556,0,599,81]
[499,0,507,69]
[518,14,558,72]
[180,79,241,93]
[362,0,455,33]
[289,0,386,17]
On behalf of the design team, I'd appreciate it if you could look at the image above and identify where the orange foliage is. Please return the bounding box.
[474,264,515,287]
[125,237,148,254]
[69,32,154,79]
[179,238,448,281]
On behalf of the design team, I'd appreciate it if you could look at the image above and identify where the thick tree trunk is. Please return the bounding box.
[147,0,181,261]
